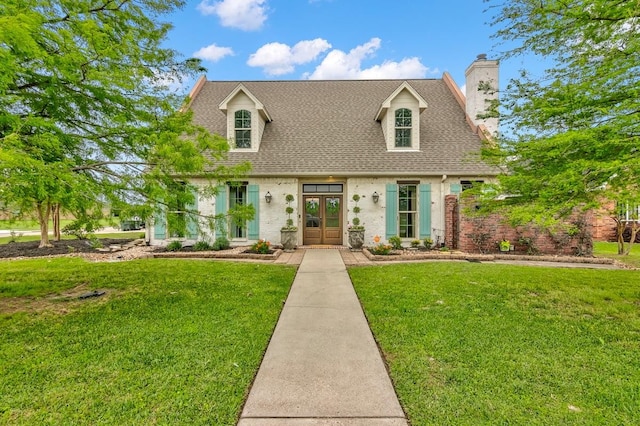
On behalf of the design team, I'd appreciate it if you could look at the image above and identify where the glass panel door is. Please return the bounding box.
[323,196,342,244]
[303,196,322,245]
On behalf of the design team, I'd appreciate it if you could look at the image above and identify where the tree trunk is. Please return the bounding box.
[52,203,61,241]
[623,222,639,256]
[613,217,625,255]
[37,201,53,248]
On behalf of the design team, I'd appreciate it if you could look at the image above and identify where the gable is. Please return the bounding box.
[188,79,498,177]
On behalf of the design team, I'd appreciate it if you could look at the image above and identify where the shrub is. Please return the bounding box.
[89,237,103,249]
[283,194,297,230]
[212,236,230,251]
[62,217,103,239]
[370,243,392,255]
[423,237,433,249]
[411,239,421,248]
[193,241,213,251]
[388,235,403,250]
[250,239,271,254]
[166,240,182,251]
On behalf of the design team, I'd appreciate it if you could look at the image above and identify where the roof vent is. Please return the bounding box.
[476,53,487,60]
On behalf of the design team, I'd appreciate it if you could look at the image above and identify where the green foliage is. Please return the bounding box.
[282,195,297,230]
[423,237,433,249]
[480,0,640,246]
[388,235,403,250]
[193,241,213,251]
[62,217,103,240]
[350,194,364,230]
[212,236,230,251]
[351,262,640,425]
[370,243,392,255]
[250,239,271,254]
[0,0,250,248]
[88,237,103,249]
[166,240,182,252]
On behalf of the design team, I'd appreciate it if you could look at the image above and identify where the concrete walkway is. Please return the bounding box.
[238,249,407,425]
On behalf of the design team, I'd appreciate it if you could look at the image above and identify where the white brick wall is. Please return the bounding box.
[148,175,487,247]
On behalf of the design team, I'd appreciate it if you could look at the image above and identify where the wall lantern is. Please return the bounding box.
[372,191,380,203]
[265,191,272,203]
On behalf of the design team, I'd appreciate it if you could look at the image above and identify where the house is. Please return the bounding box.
[149,55,500,248]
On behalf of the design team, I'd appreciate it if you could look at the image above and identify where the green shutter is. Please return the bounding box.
[186,189,198,239]
[450,183,462,195]
[247,184,260,240]
[154,209,166,240]
[419,184,432,239]
[385,184,398,240]
[215,186,227,215]
[215,185,227,237]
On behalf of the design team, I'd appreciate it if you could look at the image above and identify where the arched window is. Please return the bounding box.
[234,110,251,148]
[395,108,412,148]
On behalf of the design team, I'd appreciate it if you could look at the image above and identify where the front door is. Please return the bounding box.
[303,195,343,245]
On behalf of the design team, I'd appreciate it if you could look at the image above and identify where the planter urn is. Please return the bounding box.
[348,229,365,250]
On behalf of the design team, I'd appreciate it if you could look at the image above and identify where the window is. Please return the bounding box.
[302,184,343,193]
[395,108,412,148]
[617,202,640,223]
[461,180,484,191]
[234,110,251,148]
[398,183,417,238]
[165,182,197,239]
[229,183,247,238]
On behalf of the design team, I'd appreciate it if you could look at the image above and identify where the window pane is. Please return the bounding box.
[395,129,411,147]
[395,108,411,127]
[229,184,247,238]
[305,197,320,227]
[235,130,251,148]
[398,184,416,238]
[399,212,415,238]
[325,197,340,228]
[235,110,251,128]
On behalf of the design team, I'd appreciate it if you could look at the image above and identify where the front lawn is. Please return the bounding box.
[0,258,296,425]
[350,262,640,425]
[593,241,640,268]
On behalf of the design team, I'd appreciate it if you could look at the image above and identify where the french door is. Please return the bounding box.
[303,195,343,245]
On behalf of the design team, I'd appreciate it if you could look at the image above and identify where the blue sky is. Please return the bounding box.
[163,0,541,94]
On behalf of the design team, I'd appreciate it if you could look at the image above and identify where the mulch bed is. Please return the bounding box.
[0,239,136,259]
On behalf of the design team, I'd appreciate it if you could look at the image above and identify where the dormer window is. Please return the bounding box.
[219,84,272,152]
[395,108,412,148]
[234,110,251,148]
[375,82,427,152]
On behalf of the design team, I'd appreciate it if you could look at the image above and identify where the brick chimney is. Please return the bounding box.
[465,54,499,136]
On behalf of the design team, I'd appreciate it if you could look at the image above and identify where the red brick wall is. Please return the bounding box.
[445,195,594,256]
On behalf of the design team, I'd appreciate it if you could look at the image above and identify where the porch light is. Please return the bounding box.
[265,191,272,203]
[372,191,380,203]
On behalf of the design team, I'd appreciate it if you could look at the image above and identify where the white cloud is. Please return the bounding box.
[304,38,433,80]
[193,44,234,62]
[247,38,331,76]
[197,0,267,31]
[460,84,467,97]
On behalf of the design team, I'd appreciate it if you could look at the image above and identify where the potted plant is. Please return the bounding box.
[280,194,297,251]
[348,194,365,250]
[499,239,511,252]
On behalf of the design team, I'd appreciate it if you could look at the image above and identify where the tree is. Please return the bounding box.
[0,0,250,247]
[479,0,640,254]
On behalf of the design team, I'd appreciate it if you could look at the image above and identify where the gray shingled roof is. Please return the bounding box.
[189,79,497,177]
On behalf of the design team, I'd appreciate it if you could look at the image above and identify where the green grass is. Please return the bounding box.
[350,262,640,425]
[594,241,640,268]
[0,258,296,425]
[0,232,143,245]
[0,219,72,231]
